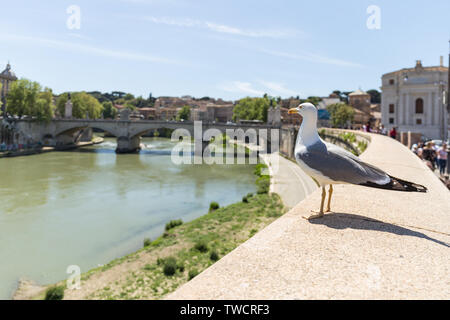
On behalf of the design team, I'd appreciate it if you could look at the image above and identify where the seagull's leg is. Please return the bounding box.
[325,184,333,213]
[303,187,325,220]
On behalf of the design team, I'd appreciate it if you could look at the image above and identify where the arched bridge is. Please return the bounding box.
[14,119,282,153]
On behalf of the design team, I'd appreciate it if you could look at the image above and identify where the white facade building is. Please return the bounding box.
[381,59,448,140]
[317,97,341,110]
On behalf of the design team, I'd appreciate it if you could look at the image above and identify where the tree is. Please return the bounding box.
[34,88,54,122]
[177,105,191,121]
[326,103,354,128]
[6,79,40,118]
[102,101,117,119]
[232,96,274,122]
[56,92,103,119]
[124,93,135,101]
[367,89,381,103]
[6,79,54,121]
[124,101,136,111]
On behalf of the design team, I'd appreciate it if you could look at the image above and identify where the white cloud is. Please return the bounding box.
[258,81,297,96]
[220,81,265,96]
[0,33,182,65]
[145,16,200,27]
[220,81,297,97]
[262,49,363,68]
[144,16,297,39]
[204,22,293,38]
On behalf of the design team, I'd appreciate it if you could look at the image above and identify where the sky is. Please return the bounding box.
[0,0,449,100]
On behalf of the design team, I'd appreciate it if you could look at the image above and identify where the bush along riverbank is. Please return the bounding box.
[28,164,285,300]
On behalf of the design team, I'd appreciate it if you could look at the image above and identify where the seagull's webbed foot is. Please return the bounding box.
[303,210,324,220]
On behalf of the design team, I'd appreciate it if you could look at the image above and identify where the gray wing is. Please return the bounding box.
[297,141,390,185]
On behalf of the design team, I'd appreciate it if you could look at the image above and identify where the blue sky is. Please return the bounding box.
[0,0,449,100]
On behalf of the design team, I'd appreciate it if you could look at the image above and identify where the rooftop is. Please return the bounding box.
[383,60,448,77]
[349,89,369,96]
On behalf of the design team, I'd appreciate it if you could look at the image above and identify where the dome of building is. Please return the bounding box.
[348,89,368,96]
[0,63,17,80]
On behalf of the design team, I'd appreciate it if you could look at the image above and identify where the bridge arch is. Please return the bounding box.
[128,122,195,139]
[54,122,122,138]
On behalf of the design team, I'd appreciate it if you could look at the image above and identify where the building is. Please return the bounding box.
[190,103,234,123]
[381,58,449,140]
[0,62,18,113]
[158,107,180,121]
[348,89,371,128]
[137,107,156,120]
[317,94,341,110]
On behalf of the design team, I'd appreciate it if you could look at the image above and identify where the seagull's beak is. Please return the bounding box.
[288,107,299,115]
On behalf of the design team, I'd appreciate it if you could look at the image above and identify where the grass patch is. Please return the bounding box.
[209,202,220,212]
[194,240,209,253]
[210,250,219,262]
[44,285,65,300]
[256,176,270,194]
[188,269,199,280]
[165,219,183,231]
[163,257,177,276]
[143,238,152,247]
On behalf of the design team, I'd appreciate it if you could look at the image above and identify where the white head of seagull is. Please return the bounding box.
[288,103,321,147]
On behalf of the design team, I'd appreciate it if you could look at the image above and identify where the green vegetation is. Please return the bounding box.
[176,105,191,121]
[47,192,284,300]
[87,91,156,108]
[303,96,321,106]
[358,140,368,153]
[339,132,357,144]
[256,177,270,194]
[6,79,54,122]
[232,95,276,122]
[44,285,65,300]
[188,269,199,280]
[194,240,209,253]
[319,129,369,156]
[326,103,355,128]
[210,250,219,262]
[162,257,177,276]
[367,89,381,104]
[209,202,219,212]
[165,219,183,231]
[102,101,118,119]
[143,238,152,247]
[254,164,270,194]
[56,92,103,119]
[254,163,268,177]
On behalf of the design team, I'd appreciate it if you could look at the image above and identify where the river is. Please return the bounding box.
[0,138,257,299]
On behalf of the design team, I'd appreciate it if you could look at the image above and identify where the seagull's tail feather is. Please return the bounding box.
[361,175,427,193]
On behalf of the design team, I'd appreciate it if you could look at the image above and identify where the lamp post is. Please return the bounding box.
[434,80,447,141]
[447,40,450,140]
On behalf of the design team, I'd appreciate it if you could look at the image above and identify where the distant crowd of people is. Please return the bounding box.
[358,121,449,188]
[360,122,393,137]
[412,141,449,175]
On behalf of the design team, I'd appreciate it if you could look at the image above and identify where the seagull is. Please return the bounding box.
[288,103,427,220]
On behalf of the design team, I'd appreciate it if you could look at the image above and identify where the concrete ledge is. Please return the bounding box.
[167,133,450,299]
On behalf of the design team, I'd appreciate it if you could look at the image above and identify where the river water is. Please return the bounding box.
[0,138,257,299]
